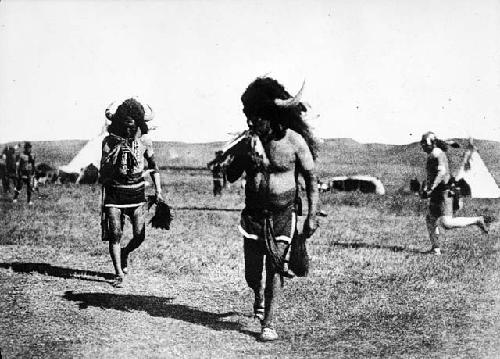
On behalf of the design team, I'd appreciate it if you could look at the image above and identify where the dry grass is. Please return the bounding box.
[1,142,500,357]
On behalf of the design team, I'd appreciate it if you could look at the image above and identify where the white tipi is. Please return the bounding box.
[455,139,500,198]
[59,97,155,181]
[58,126,106,176]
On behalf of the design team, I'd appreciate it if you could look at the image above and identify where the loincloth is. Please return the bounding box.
[18,170,33,180]
[429,189,454,217]
[239,192,297,244]
[104,182,146,208]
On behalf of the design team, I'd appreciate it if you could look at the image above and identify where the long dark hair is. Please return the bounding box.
[241,77,319,160]
[107,98,148,137]
[421,131,459,152]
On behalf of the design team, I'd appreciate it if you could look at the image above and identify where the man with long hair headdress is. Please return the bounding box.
[100,98,163,287]
[420,131,490,255]
[226,77,319,341]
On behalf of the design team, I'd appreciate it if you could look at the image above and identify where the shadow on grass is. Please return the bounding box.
[63,291,258,338]
[0,262,115,282]
[173,206,241,212]
[330,241,426,254]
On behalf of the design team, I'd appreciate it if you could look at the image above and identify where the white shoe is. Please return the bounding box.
[478,216,493,234]
[28,201,34,206]
[432,247,442,256]
[259,327,279,342]
[12,199,17,203]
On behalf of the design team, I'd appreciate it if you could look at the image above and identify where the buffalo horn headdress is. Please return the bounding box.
[273,80,305,107]
[105,97,154,122]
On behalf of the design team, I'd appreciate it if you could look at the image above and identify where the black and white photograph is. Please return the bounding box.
[1,0,500,357]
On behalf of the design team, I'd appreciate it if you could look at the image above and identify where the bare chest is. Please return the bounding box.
[264,140,296,173]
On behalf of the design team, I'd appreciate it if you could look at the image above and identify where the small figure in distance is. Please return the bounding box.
[13,142,35,205]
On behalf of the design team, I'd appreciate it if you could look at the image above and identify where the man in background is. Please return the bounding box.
[208,151,225,196]
[13,142,36,205]
[1,143,19,194]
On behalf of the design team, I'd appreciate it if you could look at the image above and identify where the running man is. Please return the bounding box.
[420,131,489,255]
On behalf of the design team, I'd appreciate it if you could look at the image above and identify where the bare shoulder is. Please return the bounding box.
[102,135,112,146]
[430,147,445,159]
[285,129,308,150]
[140,134,153,146]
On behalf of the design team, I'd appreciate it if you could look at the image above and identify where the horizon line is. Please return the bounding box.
[1,136,498,148]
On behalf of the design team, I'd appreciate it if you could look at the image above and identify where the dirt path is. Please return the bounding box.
[0,245,291,358]
[0,233,500,358]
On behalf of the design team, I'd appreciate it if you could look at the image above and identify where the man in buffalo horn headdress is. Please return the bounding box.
[226,77,319,341]
[100,98,163,287]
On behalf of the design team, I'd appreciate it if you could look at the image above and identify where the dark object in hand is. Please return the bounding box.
[289,232,310,277]
[147,195,173,230]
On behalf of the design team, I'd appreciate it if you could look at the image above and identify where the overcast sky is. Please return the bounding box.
[1,0,499,145]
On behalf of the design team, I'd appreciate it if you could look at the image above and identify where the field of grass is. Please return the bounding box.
[1,140,500,358]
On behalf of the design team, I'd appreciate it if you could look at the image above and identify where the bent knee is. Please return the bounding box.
[109,228,122,243]
[437,216,454,229]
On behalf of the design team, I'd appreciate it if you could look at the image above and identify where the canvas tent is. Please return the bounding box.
[454,140,500,198]
[329,175,385,195]
[59,128,106,183]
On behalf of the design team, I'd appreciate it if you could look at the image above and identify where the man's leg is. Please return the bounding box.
[26,177,33,204]
[122,205,146,273]
[439,215,488,233]
[13,176,22,202]
[243,238,265,320]
[260,241,287,341]
[33,177,40,195]
[2,175,8,193]
[214,180,222,196]
[426,213,441,255]
[106,207,126,283]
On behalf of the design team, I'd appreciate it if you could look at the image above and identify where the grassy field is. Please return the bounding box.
[1,140,500,358]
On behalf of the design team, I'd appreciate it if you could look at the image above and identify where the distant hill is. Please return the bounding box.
[3,137,500,192]
[0,140,87,168]
[154,141,225,168]
[315,138,500,190]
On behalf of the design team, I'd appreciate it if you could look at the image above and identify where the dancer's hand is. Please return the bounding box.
[303,215,318,238]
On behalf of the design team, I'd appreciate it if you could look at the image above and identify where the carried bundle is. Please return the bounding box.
[288,231,310,277]
[147,195,173,230]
